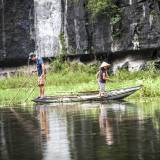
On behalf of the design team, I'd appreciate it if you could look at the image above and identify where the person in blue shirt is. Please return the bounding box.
[29,53,46,99]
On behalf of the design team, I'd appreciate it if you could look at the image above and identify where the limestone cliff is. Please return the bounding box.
[62,0,160,71]
[0,0,35,66]
[0,0,160,69]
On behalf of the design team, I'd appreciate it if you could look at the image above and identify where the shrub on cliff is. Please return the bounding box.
[87,0,121,17]
[87,0,122,38]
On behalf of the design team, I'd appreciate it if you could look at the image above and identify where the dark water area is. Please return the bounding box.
[0,101,160,160]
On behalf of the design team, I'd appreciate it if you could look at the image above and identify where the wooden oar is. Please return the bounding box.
[108,79,117,83]
[24,86,37,102]
[9,77,29,105]
[9,73,36,105]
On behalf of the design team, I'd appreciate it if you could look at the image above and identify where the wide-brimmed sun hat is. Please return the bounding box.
[100,62,110,68]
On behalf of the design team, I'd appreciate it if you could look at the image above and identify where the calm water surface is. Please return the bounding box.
[0,100,160,160]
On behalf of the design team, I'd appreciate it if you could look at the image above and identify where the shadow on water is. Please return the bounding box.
[1,100,160,160]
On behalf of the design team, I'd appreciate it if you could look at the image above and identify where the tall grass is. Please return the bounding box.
[1,61,160,105]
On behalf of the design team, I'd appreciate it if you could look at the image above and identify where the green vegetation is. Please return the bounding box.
[59,33,67,55]
[132,99,160,130]
[87,0,122,38]
[1,61,160,105]
[87,0,119,17]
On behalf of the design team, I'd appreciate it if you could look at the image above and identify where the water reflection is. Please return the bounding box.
[1,101,160,160]
[36,105,71,160]
[37,106,49,139]
[0,107,42,160]
[99,104,114,145]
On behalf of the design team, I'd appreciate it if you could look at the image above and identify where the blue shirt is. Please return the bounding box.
[36,58,44,77]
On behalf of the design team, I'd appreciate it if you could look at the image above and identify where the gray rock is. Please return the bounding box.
[0,0,35,65]
[62,0,111,55]
[1,0,160,71]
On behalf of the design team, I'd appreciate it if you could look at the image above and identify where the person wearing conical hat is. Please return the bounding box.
[96,62,111,97]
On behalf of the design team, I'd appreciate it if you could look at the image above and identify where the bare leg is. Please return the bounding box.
[39,86,42,97]
[39,85,44,98]
[41,85,45,97]
[38,75,45,98]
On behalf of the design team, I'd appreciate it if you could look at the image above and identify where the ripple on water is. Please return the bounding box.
[0,100,160,160]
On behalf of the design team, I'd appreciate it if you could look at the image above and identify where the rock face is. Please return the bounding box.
[0,0,35,66]
[62,0,160,71]
[110,0,160,71]
[62,0,160,54]
[34,0,61,57]
[1,0,160,69]
[62,0,112,55]
[111,0,160,52]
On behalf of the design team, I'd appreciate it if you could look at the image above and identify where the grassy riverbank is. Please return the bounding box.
[1,62,160,105]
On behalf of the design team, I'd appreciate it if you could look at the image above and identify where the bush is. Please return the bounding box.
[51,57,98,74]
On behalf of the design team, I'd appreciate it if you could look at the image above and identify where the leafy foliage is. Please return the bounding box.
[51,57,98,74]
[87,0,121,18]
[87,0,122,38]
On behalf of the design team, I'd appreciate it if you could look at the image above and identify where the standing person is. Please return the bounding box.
[97,62,110,97]
[29,53,46,99]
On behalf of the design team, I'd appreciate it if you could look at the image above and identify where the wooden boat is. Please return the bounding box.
[33,85,142,104]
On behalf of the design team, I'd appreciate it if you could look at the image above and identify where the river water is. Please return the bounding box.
[0,100,160,160]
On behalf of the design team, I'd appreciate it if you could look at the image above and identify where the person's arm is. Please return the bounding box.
[102,73,109,80]
[103,72,115,82]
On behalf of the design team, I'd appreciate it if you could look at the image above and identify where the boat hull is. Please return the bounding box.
[33,85,142,104]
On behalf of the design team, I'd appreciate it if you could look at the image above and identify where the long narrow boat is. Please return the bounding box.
[33,85,142,104]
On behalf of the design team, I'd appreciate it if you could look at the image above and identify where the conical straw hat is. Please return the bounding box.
[100,62,110,68]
